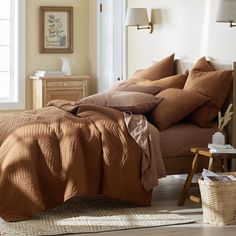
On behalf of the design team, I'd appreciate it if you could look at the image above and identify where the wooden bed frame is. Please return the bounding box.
[163,59,236,175]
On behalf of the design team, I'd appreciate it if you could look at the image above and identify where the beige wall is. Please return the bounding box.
[25,0,90,110]
[127,0,205,77]
[6,0,236,112]
[127,0,236,78]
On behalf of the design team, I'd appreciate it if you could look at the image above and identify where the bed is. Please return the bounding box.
[0,103,164,222]
[161,59,236,175]
[0,58,235,222]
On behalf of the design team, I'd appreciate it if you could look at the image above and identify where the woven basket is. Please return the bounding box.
[199,177,236,225]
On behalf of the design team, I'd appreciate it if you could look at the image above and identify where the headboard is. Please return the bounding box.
[174,59,236,147]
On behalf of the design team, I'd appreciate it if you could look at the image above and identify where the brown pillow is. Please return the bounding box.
[131,74,187,89]
[184,57,233,127]
[148,88,210,131]
[107,80,162,95]
[130,53,175,81]
[79,91,162,114]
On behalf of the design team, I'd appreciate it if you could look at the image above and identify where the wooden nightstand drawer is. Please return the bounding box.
[46,90,83,103]
[30,75,90,109]
[46,81,83,88]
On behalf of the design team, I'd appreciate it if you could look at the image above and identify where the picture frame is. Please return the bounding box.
[39,6,73,53]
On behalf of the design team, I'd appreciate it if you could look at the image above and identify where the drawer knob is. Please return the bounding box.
[63,83,68,86]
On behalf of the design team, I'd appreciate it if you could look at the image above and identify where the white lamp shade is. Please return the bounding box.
[125,8,149,26]
[216,0,236,22]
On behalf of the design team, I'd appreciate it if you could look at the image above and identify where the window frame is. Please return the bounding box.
[0,0,25,110]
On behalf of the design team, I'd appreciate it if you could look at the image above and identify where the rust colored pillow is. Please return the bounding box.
[132,74,188,89]
[107,80,162,95]
[148,88,209,131]
[130,53,175,81]
[79,91,162,114]
[184,57,233,127]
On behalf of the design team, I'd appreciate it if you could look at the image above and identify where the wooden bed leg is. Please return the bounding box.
[178,153,200,206]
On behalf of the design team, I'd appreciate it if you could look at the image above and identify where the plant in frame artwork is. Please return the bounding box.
[40,6,73,53]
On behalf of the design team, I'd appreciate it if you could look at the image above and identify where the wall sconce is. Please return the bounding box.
[216,0,236,27]
[125,8,153,34]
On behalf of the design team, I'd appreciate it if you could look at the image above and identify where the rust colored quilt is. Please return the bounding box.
[0,102,151,222]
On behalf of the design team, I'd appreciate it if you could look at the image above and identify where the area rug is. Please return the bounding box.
[0,196,194,236]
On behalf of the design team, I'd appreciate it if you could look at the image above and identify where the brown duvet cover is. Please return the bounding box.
[0,101,152,222]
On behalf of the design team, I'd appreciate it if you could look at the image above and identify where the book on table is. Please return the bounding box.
[208,144,236,154]
[33,70,65,77]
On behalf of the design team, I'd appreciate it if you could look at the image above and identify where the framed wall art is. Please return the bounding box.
[39,6,73,53]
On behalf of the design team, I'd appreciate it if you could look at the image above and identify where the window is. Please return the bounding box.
[0,0,25,110]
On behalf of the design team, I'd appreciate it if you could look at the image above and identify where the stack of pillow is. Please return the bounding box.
[79,54,233,131]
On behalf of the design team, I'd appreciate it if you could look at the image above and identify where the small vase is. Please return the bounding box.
[212,132,225,145]
[61,57,75,76]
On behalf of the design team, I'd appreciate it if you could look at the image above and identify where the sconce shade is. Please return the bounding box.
[125,8,149,26]
[216,0,236,23]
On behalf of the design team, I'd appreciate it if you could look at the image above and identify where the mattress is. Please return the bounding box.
[160,122,217,158]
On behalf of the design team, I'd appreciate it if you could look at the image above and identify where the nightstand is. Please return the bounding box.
[178,148,236,206]
[30,75,90,109]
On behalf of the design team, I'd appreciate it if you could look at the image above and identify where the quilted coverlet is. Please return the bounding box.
[0,101,152,221]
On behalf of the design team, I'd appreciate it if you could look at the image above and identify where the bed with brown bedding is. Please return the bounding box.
[128,56,236,174]
[162,59,236,175]
[0,56,235,222]
[0,101,166,222]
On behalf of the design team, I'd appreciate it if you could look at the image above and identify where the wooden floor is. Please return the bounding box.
[68,176,236,236]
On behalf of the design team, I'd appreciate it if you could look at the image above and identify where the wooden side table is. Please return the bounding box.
[30,75,90,109]
[178,148,236,206]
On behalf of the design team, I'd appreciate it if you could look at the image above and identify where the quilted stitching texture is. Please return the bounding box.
[149,88,209,131]
[131,54,175,81]
[184,57,232,127]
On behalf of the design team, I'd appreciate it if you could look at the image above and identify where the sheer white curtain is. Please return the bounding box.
[98,0,125,92]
